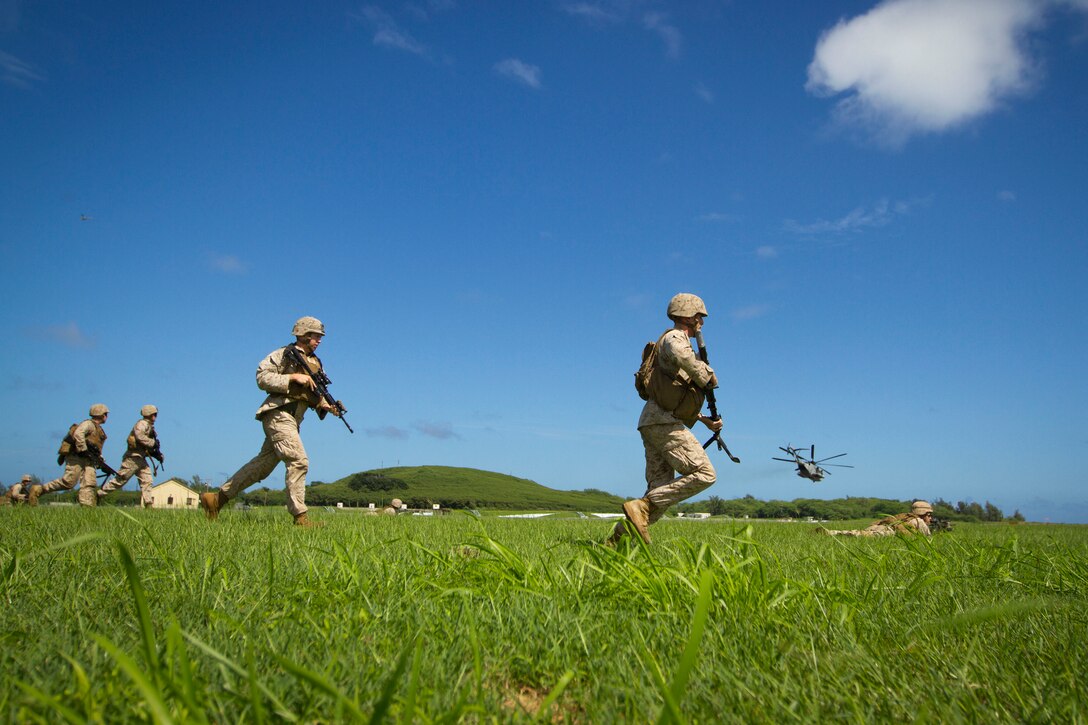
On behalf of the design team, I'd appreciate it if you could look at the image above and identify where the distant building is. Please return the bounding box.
[148,479,199,509]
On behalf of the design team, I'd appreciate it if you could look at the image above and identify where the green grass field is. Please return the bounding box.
[2,506,1086,722]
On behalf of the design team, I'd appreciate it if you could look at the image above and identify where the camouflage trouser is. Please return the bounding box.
[41,455,99,507]
[220,408,309,517]
[100,455,155,507]
[639,422,717,525]
[828,525,896,537]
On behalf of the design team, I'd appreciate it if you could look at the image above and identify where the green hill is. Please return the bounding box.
[238,466,626,511]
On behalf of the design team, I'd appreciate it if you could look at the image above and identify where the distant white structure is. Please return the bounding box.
[498,513,555,519]
[148,479,199,510]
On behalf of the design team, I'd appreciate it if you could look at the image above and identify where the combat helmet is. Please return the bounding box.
[292,316,326,337]
[89,403,110,417]
[141,405,158,417]
[21,474,32,483]
[911,500,933,515]
[391,498,403,509]
[667,293,708,320]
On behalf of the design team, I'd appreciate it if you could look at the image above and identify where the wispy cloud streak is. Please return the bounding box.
[207,252,247,274]
[643,12,682,58]
[494,58,542,89]
[352,5,428,56]
[0,50,44,89]
[30,322,97,349]
[414,420,461,439]
[783,198,920,235]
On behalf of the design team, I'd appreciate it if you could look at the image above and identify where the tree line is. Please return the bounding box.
[676,495,1025,522]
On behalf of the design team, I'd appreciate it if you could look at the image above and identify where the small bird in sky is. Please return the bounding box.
[80,214,93,221]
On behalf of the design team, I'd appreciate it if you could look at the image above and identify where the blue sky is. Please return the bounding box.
[3,0,1087,522]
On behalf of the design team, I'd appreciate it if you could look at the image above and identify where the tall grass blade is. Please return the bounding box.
[274,654,366,721]
[183,632,298,722]
[15,682,85,724]
[656,568,714,725]
[93,634,175,724]
[116,542,160,672]
[533,669,574,723]
[368,634,419,724]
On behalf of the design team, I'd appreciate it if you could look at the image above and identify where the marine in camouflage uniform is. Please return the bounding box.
[6,475,34,504]
[200,316,343,527]
[99,405,161,507]
[612,293,725,545]
[29,404,111,507]
[823,500,934,537]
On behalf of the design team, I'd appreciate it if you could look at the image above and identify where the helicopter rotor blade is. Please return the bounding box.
[824,464,854,469]
[772,457,796,463]
[815,453,848,463]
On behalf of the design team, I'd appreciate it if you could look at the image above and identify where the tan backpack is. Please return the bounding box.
[634,331,706,425]
[634,339,661,401]
[56,423,79,464]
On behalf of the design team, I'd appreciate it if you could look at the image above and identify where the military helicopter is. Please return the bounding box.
[773,444,852,482]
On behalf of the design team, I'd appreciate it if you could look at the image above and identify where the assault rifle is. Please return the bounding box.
[930,516,953,533]
[149,438,165,473]
[283,345,354,433]
[87,445,120,479]
[694,332,740,463]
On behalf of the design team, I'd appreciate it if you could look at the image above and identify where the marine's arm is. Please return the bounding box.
[660,331,715,388]
[133,419,156,450]
[72,420,94,453]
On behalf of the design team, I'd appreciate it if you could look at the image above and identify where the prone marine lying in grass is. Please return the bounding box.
[819,500,935,537]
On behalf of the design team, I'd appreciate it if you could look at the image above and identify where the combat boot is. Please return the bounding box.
[293,512,324,528]
[28,484,44,506]
[199,491,228,520]
[622,497,652,545]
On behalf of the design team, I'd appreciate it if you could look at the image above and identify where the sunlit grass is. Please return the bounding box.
[2,507,1086,721]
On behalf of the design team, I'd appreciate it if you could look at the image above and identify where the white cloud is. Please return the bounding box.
[563,4,685,59]
[807,0,1044,145]
[494,58,542,89]
[405,0,456,22]
[562,2,623,23]
[0,50,45,89]
[31,322,97,349]
[365,426,410,439]
[784,198,918,235]
[731,304,772,322]
[697,212,733,222]
[997,189,1017,202]
[643,12,682,59]
[414,420,460,439]
[207,252,247,274]
[352,5,428,56]
[694,82,714,103]
[755,245,778,259]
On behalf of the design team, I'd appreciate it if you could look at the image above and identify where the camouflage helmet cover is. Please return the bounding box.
[141,405,158,417]
[21,474,33,483]
[391,498,403,508]
[89,403,110,417]
[911,500,934,515]
[292,316,326,337]
[667,293,709,320]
